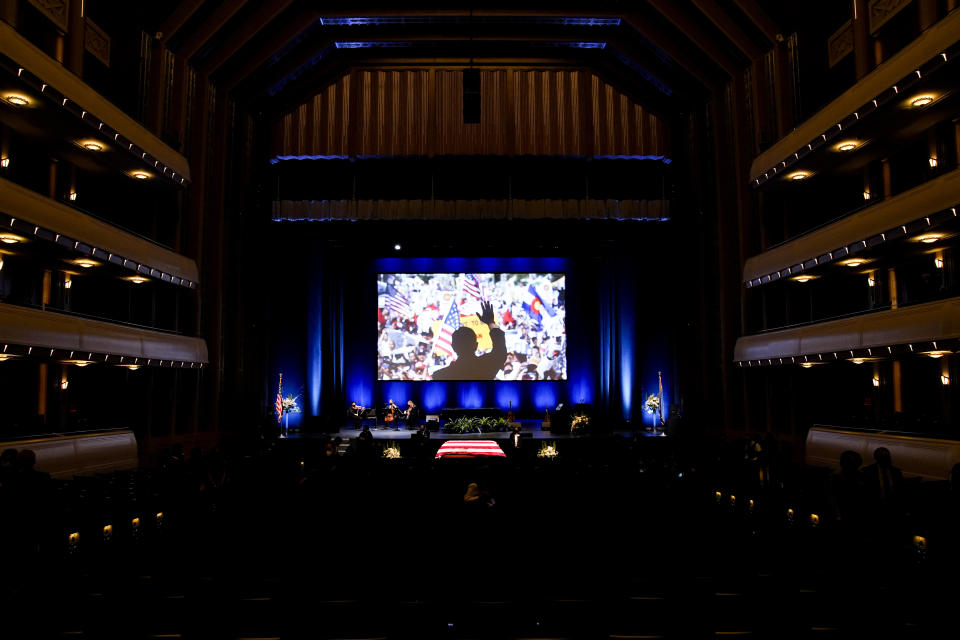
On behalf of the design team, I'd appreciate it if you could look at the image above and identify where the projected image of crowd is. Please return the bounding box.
[377,273,567,381]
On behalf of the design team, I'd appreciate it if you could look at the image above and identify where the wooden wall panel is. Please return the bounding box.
[271,68,668,158]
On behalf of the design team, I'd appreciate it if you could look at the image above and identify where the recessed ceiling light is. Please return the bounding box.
[786,171,810,181]
[917,233,944,244]
[125,276,149,284]
[72,258,99,268]
[76,139,103,151]
[833,140,860,152]
[799,362,824,368]
[129,170,152,180]
[840,258,868,267]
[923,350,952,358]
[2,93,30,106]
[0,233,26,244]
[910,94,935,108]
[120,364,141,370]
[61,359,95,367]
[792,275,816,282]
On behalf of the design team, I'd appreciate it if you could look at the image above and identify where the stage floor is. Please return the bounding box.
[280,419,667,441]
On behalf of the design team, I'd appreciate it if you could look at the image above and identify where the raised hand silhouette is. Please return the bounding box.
[432,299,507,381]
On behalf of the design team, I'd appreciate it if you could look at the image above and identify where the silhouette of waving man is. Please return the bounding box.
[433,301,507,381]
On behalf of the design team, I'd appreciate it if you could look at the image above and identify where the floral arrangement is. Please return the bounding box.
[281,394,301,415]
[644,393,660,415]
[537,441,559,458]
[383,441,401,459]
[571,414,590,434]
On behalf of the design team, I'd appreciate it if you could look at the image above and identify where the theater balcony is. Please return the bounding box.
[0,20,190,186]
[734,296,960,366]
[0,177,198,288]
[748,7,960,190]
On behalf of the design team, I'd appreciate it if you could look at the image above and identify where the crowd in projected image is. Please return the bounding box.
[377,273,566,381]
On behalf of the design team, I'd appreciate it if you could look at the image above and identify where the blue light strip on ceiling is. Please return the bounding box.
[270,154,672,164]
[319,17,622,26]
[267,46,335,96]
[332,41,607,49]
[334,41,414,48]
[613,51,673,96]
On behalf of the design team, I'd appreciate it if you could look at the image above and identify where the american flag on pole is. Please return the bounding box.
[657,370,664,426]
[385,284,414,317]
[432,300,461,358]
[275,373,283,424]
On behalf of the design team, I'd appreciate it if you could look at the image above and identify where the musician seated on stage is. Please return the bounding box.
[384,399,400,427]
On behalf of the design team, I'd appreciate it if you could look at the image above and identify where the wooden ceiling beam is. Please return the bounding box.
[217,9,321,91]
[156,0,206,44]
[644,0,742,77]
[622,13,722,91]
[732,0,783,45]
[690,0,766,59]
[197,0,295,75]
[176,0,249,61]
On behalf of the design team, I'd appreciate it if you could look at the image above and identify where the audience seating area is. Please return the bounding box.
[1,431,958,639]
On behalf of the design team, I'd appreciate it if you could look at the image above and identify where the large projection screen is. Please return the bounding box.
[378,273,566,381]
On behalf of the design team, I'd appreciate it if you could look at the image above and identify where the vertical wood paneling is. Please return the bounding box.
[272,68,668,158]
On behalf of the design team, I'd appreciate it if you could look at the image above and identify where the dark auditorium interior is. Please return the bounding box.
[2,1,960,638]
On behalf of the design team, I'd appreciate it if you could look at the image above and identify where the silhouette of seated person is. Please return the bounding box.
[432,301,507,381]
[863,446,903,505]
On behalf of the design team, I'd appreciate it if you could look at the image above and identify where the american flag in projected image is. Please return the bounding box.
[433,300,461,357]
[385,284,413,317]
[463,274,483,301]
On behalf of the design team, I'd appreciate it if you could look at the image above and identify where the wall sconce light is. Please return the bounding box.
[60,377,68,391]
[863,190,872,200]
[64,274,72,289]
[872,376,880,388]
[935,255,944,269]
[941,374,950,386]
[67,531,79,552]
[809,513,820,527]
[155,512,164,527]
[103,524,113,542]
[786,508,796,526]
[67,191,77,201]
[0,157,9,168]
[0,255,4,271]
[728,494,736,507]
[715,491,722,504]
[867,275,876,287]
[929,157,939,168]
